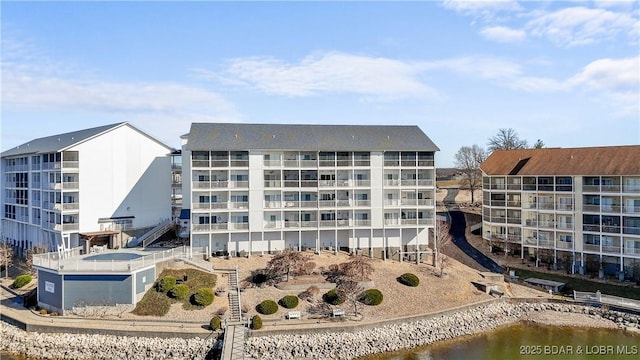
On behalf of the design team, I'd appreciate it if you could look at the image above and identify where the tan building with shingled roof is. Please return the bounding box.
[480,145,640,280]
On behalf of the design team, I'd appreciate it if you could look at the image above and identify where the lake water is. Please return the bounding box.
[359,322,640,360]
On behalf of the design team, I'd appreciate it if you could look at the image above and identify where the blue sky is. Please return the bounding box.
[2,0,638,167]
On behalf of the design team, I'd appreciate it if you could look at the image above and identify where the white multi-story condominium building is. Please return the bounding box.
[182,123,439,259]
[1,123,173,254]
[480,146,640,279]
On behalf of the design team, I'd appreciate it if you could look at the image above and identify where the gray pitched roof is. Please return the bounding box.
[2,122,173,157]
[2,123,127,157]
[184,123,439,152]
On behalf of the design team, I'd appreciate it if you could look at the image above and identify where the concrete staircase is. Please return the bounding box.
[227,268,242,322]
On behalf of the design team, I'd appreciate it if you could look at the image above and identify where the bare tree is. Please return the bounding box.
[337,279,363,316]
[487,128,528,152]
[265,249,312,282]
[24,246,47,275]
[454,145,487,204]
[340,255,374,282]
[433,221,453,276]
[0,243,13,279]
[533,139,545,149]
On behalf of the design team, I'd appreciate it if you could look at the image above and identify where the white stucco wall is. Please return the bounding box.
[71,124,171,232]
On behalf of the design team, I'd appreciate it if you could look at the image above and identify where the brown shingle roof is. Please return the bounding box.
[480,145,640,176]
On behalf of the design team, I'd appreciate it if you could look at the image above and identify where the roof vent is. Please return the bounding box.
[234,133,238,139]
[351,135,355,140]
[272,134,276,139]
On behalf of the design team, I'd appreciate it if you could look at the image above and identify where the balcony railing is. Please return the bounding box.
[600,205,622,213]
[319,180,336,187]
[62,203,79,211]
[385,179,400,186]
[354,180,370,187]
[353,160,370,167]
[556,204,573,211]
[193,203,210,210]
[602,185,621,193]
[337,180,350,187]
[337,200,350,207]
[319,200,335,207]
[583,185,600,192]
[211,202,227,209]
[557,241,572,250]
[401,199,418,206]
[401,179,417,186]
[354,200,371,207]
[623,186,640,193]
[384,160,400,167]
[507,217,522,225]
[229,223,249,230]
[418,199,434,206]
[263,160,282,167]
[193,181,210,189]
[264,180,281,188]
[264,221,282,229]
[624,247,640,255]
[354,219,371,226]
[625,207,640,214]
[623,226,640,235]
[602,245,621,254]
[229,180,248,188]
[62,182,79,190]
[602,225,621,234]
[264,201,282,208]
[524,219,537,227]
[228,202,248,209]
[62,161,79,169]
[583,224,600,232]
[583,243,600,252]
[556,223,573,230]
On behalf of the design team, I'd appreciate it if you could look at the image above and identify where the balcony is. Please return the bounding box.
[228,202,248,209]
[583,243,600,252]
[211,202,227,209]
[62,182,79,190]
[319,180,336,187]
[418,199,434,206]
[193,203,210,210]
[623,185,640,193]
[264,201,282,208]
[353,160,370,167]
[524,219,537,227]
[602,245,621,254]
[354,180,370,187]
[284,201,300,208]
[229,223,249,230]
[507,217,522,225]
[583,185,600,192]
[539,221,555,229]
[624,247,640,255]
[193,181,211,189]
[401,179,417,186]
[556,223,573,230]
[583,224,600,232]
[264,160,282,167]
[301,221,317,228]
[385,179,400,186]
[538,203,555,210]
[417,218,434,226]
[401,199,418,206]
[264,221,282,229]
[354,200,371,207]
[600,205,622,213]
[62,161,79,169]
[602,225,621,234]
[354,219,371,226]
[556,204,573,211]
[623,226,640,235]
[556,241,572,250]
[337,200,350,207]
[62,203,79,211]
[212,223,228,230]
[192,160,209,168]
[384,160,400,167]
[337,180,350,187]
[192,224,210,232]
[602,185,621,193]
[264,180,281,188]
[229,181,248,188]
[385,219,400,226]
[319,200,336,208]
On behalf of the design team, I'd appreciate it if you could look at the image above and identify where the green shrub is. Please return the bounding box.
[398,273,420,287]
[361,289,383,305]
[279,295,299,309]
[209,316,222,330]
[13,274,33,289]
[323,288,345,305]
[193,288,214,306]
[157,276,177,293]
[251,315,263,330]
[170,284,189,300]
[257,299,279,315]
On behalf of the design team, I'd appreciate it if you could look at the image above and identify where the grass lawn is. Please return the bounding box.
[133,268,217,316]
[512,267,640,300]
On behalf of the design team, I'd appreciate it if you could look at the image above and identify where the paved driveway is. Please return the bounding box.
[448,210,503,274]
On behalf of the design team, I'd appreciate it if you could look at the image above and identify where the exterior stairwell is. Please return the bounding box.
[140,219,176,248]
[227,267,242,323]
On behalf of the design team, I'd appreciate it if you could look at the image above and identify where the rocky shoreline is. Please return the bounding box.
[0,322,211,360]
[245,302,640,360]
[2,301,639,360]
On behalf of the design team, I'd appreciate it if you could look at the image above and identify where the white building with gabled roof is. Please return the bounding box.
[1,122,173,254]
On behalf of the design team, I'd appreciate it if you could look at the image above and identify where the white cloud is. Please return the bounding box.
[441,0,522,18]
[1,38,242,125]
[526,6,638,46]
[209,52,440,100]
[567,56,640,91]
[479,26,526,43]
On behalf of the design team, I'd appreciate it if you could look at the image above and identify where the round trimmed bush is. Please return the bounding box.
[193,288,214,306]
[323,288,345,305]
[157,276,177,293]
[398,273,420,287]
[209,316,222,330]
[361,288,383,305]
[257,299,278,315]
[13,274,33,289]
[251,315,263,330]
[170,284,189,300]
[279,295,299,309]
